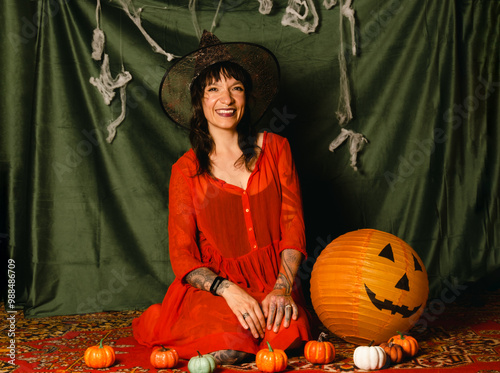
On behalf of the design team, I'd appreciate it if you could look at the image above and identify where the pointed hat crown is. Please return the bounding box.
[194,30,233,77]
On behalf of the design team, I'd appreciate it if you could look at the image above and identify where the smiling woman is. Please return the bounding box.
[188,60,256,178]
[132,31,311,365]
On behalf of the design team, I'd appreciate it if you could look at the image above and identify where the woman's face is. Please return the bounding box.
[202,75,246,133]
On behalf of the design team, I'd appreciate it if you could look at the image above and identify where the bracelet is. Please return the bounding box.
[210,276,225,296]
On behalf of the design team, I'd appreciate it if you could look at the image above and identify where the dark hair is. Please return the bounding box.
[189,61,258,176]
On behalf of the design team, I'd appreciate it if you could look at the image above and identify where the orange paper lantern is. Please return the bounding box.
[310,229,428,345]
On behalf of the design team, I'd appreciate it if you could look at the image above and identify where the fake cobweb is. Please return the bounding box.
[89,0,179,143]
[89,0,366,170]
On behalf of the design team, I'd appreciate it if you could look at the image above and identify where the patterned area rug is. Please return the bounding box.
[1,287,500,373]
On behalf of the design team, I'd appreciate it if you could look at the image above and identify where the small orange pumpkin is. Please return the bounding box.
[389,332,418,357]
[84,338,115,368]
[304,332,335,364]
[379,342,404,364]
[150,346,179,368]
[256,341,288,372]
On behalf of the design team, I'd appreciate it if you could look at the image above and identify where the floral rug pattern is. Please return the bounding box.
[1,289,500,372]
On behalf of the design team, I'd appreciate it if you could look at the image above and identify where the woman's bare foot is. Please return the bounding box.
[210,350,253,365]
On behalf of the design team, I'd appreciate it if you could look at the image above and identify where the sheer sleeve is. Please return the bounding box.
[277,137,307,257]
[168,162,208,281]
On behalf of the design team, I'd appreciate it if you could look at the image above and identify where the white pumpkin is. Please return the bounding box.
[353,345,386,370]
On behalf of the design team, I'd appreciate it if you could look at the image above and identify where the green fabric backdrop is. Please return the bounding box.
[1,0,499,317]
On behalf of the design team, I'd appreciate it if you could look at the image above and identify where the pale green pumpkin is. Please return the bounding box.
[188,351,217,373]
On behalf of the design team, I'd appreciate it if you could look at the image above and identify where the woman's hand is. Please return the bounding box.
[261,288,299,333]
[262,249,302,333]
[220,282,267,339]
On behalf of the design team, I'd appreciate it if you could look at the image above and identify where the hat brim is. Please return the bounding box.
[160,42,280,130]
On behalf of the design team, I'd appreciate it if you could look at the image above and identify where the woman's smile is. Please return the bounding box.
[216,108,236,117]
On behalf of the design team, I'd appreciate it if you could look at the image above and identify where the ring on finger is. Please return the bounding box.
[242,312,250,319]
[285,305,292,310]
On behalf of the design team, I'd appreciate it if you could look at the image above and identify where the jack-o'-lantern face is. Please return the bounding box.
[364,243,425,318]
[310,229,429,345]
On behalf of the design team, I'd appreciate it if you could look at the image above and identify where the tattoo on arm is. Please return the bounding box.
[275,273,292,294]
[274,249,303,294]
[185,267,216,291]
[216,280,231,295]
[210,350,251,365]
[185,267,231,295]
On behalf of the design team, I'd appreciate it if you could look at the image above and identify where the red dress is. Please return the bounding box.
[132,132,311,357]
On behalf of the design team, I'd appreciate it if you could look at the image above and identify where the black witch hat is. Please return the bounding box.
[160,30,280,129]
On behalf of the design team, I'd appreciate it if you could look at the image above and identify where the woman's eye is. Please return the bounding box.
[207,87,218,92]
[233,86,244,92]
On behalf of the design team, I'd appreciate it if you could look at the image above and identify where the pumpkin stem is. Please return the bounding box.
[368,340,374,347]
[318,332,328,343]
[397,331,405,339]
[266,341,274,352]
[99,338,105,349]
[197,350,203,358]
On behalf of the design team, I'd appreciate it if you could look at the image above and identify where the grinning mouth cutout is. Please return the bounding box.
[365,284,422,318]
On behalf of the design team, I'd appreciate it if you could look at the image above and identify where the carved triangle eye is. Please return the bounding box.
[378,244,395,262]
[413,254,423,271]
[395,273,410,291]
